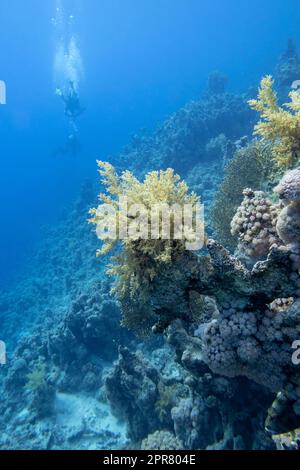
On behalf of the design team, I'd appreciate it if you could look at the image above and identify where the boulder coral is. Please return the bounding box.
[201,299,300,392]
[231,188,280,262]
[274,167,300,252]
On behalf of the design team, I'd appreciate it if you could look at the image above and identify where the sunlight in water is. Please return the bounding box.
[52,0,84,92]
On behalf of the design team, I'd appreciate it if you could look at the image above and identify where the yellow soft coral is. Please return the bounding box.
[89,161,203,334]
[249,75,300,168]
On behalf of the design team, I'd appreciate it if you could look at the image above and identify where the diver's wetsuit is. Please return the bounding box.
[55,82,84,156]
[59,82,84,120]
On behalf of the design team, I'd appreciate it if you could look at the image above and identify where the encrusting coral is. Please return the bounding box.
[249,75,300,169]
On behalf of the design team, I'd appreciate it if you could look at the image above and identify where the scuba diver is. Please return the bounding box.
[55,81,84,157]
[56,81,85,120]
[53,3,84,158]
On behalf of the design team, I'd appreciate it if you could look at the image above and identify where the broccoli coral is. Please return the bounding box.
[89,161,204,335]
[249,75,300,168]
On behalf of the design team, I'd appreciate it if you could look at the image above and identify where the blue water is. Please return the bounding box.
[1,0,300,286]
[1,0,300,452]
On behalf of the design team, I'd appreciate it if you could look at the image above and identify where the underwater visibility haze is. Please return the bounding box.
[1,0,300,452]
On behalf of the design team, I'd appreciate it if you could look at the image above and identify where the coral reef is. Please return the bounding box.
[0,279,129,449]
[206,71,228,96]
[272,428,300,450]
[25,360,55,418]
[185,159,223,237]
[89,161,203,336]
[211,141,275,250]
[4,49,300,450]
[48,280,127,368]
[155,381,178,423]
[106,343,274,449]
[205,133,235,168]
[105,347,163,441]
[98,163,300,443]
[201,298,299,392]
[119,74,253,176]
[2,70,256,449]
[0,180,99,350]
[141,431,183,450]
[26,361,47,391]
[275,39,300,101]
